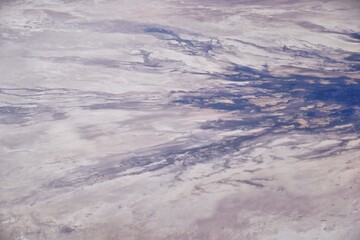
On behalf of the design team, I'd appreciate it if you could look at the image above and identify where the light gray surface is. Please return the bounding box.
[0,0,360,239]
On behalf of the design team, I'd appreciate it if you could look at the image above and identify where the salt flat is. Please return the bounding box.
[0,0,359,239]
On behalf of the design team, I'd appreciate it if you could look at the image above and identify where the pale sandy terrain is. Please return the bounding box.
[0,0,359,239]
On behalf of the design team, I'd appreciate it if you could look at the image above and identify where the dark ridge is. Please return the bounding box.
[236,179,265,188]
[45,135,258,189]
[85,102,139,110]
[349,64,360,72]
[172,91,257,111]
[222,65,270,81]
[0,106,31,114]
[306,82,360,106]
[233,65,271,77]
[283,45,335,62]
[144,27,218,55]
[144,27,178,37]
[345,54,360,62]
[349,33,360,40]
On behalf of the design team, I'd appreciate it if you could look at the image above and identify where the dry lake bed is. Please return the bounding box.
[0,0,360,239]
